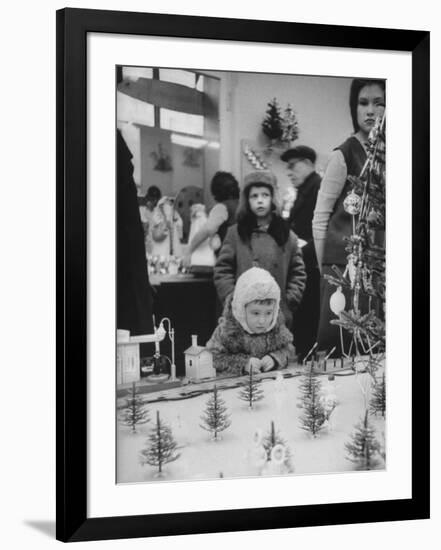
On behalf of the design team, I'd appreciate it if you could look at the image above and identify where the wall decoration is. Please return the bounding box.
[261,97,284,145]
[281,104,299,147]
[243,143,269,170]
[182,147,201,167]
[150,142,173,172]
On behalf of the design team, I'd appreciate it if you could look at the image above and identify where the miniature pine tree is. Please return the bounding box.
[281,104,299,145]
[298,366,326,437]
[345,410,382,470]
[238,367,264,409]
[119,381,150,433]
[200,385,231,441]
[140,411,180,475]
[261,98,283,142]
[262,420,294,472]
[370,372,386,417]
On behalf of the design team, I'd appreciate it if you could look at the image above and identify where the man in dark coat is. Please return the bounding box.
[117,129,154,335]
[280,145,321,361]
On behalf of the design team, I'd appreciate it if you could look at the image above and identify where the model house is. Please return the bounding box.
[184,335,215,380]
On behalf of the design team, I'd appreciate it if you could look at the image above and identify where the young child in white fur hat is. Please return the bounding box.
[206,267,294,375]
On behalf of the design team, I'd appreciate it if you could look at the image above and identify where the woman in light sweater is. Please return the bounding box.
[184,171,240,263]
[312,78,385,355]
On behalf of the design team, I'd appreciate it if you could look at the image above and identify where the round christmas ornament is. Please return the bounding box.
[329,286,346,316]
[252,445,268,474]
[343,191,362,215]
[270,443,286,465]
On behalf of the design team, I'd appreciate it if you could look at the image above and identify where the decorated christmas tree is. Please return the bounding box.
[261,98,283,142]
[298,365,326,437]
[119,381,150,433]
[238,367,264,409]
[140,410,180,475]
[370,372,386,417]
[281,104,299,147]
[262,420,294,473]
[200,385,231,441]
[345,410,382,470]
[326,114,386,374]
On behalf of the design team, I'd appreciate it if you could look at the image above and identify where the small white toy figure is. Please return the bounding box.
[319,374,339,429]
[246,428,268,476]
[150,196,183,258]
[187,203,216,268]
[274,369,287,399]
[261,444,292,476]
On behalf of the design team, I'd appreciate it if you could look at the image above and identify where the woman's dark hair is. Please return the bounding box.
[146,185,162,201]
[349,79,386,132]
[210,171,240,202]
[236,183,289,247]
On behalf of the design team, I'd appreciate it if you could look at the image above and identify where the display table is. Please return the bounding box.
[117,361,386,483]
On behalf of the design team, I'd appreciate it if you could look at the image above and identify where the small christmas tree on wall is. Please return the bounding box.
[370,372,386,417]
[281,104,299,147]
[345,410,382,470]
[140,411,180,476]
[119,381,150,433]
[200,385,231,441]
[261,98,283,144]
[238,367,264,409]
[298,365,326,437]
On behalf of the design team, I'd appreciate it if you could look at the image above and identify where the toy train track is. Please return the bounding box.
[116,361,362,407]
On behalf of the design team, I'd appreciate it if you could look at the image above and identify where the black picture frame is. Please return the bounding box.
[56,7,430,543]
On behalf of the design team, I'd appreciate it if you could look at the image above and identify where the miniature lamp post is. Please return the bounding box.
[158,318,176,381]
[152,315,162,357]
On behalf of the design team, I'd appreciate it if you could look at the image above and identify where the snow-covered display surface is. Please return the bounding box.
[117,362,385,483]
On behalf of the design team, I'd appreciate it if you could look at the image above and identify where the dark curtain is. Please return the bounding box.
[116,129,154,335]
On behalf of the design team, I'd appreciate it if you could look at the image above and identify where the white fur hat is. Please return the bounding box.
[232,267,280,333]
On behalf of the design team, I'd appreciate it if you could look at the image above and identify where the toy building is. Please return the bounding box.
[116,328,167,386]
[184,335,215,380]
[116,331,141,385]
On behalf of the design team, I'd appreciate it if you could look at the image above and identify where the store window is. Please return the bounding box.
[117,66,220,240]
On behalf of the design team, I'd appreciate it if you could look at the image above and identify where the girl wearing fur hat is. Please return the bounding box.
[206,267,294,375]
[214,171,306,329]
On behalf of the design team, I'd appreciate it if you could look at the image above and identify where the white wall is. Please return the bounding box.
[214,71,352,195]
[230,72,351,171]
[0,1,438,550]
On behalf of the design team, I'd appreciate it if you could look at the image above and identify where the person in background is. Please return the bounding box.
[280,145,321,361]
[312,78,385,355]
[139,185,162,254]
[206,267,294,375]
[145,185,162,212]
[214,170,306,330]
[184,171,240,264]
[117,130,154,335]
[150,196,184,258]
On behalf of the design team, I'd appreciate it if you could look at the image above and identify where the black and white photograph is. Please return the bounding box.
[115,66,387,483]
[1,0,436,546]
